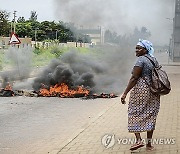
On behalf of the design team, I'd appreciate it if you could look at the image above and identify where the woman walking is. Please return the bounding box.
[121,39,160,151]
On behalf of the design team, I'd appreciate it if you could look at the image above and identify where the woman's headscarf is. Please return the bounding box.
[137,39,154,57]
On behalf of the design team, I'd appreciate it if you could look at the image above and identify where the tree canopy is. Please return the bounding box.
[0,10,91,43]
[0,10,10,36]
[104,27,151,45]
[0,9,151,45]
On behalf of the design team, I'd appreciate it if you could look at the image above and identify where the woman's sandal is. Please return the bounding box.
[146,146,155,151]
[130,142,145,151]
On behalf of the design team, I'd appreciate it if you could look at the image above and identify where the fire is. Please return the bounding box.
[39,83,90,97]
[0,83,14,97]
[4,83,13,91]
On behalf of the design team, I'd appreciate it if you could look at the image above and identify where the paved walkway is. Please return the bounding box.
[50,53,180,154]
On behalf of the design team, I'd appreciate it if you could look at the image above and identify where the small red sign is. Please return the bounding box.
[9,32,21,44]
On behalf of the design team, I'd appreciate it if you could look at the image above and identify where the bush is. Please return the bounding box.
[33,48,43,55]
[50,46,65,58]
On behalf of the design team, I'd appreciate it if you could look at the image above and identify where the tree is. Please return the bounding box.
[15,16,78,42]
[104,30,120,44]
[17,16,26,23]
[140,27,151,39]
[16,22,32,38]
[104,27,151,46]
[131,26,151,43]
[104,30,113,43]
[28,21,41,41]
[0,10,10,36]
[29,11,38,21]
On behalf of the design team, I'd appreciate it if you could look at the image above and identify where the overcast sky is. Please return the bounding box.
[0,0,54,21]
[0,0,176,46]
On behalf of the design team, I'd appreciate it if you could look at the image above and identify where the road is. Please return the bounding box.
[0,97,118,154]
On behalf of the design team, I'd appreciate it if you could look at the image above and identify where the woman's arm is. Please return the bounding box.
[121,66,142,104]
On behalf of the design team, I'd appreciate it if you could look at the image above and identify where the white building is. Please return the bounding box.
[78,27,104,45]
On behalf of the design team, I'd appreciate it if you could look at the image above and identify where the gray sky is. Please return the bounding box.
[0,0,54,21]
[0,0,175,46]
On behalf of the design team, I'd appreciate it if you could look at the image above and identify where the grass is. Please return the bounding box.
[0,49,12,71]
[0,51,3,70]
[32,49,56,67]
[32,46,96,67]
[0,46,98,70]
[76,47,92,53]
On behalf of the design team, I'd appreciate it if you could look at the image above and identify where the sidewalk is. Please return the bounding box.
[49,53,180,154]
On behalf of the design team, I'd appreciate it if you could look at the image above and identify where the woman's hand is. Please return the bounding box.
[120,66,142,105]
[121,93,127,104]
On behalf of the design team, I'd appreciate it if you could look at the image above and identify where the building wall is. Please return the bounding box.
[0,36,32,49]
[173,0,180,61]
[0,37,91,49]
[31,41,91,48]
[78,28,103,45]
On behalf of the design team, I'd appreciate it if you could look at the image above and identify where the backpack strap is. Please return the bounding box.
[144,55,162,69]
[144,55,156,67]
[143,55,156,86]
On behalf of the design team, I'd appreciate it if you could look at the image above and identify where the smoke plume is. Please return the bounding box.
[33,46,135,94]
[1,46,32,88]
[54,0,174,45]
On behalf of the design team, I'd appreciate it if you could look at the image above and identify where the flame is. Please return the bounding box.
[5,83,12,91]
[39,83,90,97]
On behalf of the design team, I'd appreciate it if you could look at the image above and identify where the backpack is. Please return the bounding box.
[144,55,171,95]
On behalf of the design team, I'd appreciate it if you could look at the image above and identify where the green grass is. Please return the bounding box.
[76,47,91,53]
[0,46,99,70]
[50,46,69,58]
[32,46,71,66]
[0,50,13,70]
[0,51,3,70]
[32,49,56,67]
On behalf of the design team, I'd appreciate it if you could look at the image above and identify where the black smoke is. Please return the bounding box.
[32,49,104,92]
[33,45,135,94]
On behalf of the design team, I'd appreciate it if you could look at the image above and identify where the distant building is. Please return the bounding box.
[78,27,104,45]
[172,0,180,61]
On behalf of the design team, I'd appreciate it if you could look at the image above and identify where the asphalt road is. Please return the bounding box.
[0,96,118,154]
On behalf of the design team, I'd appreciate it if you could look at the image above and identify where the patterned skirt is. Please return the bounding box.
[128,77,160,133]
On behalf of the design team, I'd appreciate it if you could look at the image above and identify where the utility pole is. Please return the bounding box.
[35,28,37,47]
[13,11,17,33]
[35,29,37,42]
[56,30,58,40]
[10,22,13,33]
[35,28,39,47]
